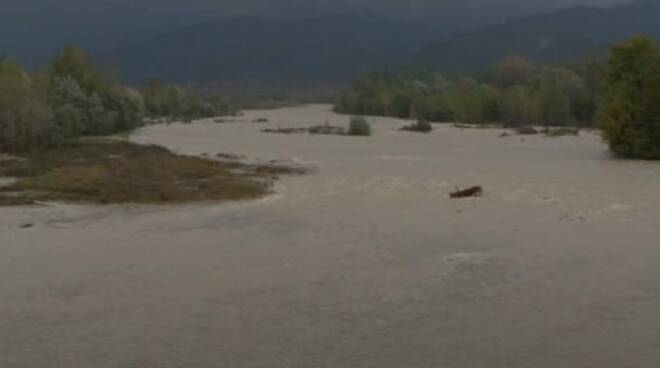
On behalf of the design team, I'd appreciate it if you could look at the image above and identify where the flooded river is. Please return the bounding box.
[2,105,660,367]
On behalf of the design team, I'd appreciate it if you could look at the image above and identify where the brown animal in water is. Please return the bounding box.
[450,186,483,199]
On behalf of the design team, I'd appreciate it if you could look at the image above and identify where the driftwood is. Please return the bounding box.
[450,186,483,199]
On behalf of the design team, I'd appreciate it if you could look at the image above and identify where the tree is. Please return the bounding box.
[501,85,542,126]
[600,37,660,158]
[537,68,571,126]
[143,79,219,121]
[571,55,607,125]
[390,93,413,119]
[492,56,536,87]
[48,46,109,96]
[48,46,144,135]
[51,77,86,140]
[102,86,143,132]
[446,80,501,124]
[475,84,502,123]
[0,60,53,153]
[0,47,146,153]
[534,67,588,126]
[446,78,479,123]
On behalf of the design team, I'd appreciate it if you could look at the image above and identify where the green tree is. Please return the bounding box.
[51,76,86,140]
[48,46,109,96]
[143,79,219,121]
[446,78,479,123]
[535,67,586,126]
[492,56,536,87]
[476,84,502,123]
[0,59,53,153]
[571,55,607,125]
[600,37,660,158]
[48,46,144,135]
[501,85,542,126]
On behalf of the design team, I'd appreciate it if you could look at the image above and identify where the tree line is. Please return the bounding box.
[2,38,659,159]
[335,55,601,128]
[0,46,233,154]
[335,37,660,158]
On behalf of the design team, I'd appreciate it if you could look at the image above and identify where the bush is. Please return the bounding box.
[348,116,372,136]
[401,117,433,133]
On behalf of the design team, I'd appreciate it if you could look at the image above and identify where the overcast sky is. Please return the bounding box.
[4,0,627,21]
[1,0,628,63]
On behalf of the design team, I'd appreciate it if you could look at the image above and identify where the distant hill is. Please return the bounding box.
[415,0,660,71]
[2,0,631,70]
[103,14,434,84]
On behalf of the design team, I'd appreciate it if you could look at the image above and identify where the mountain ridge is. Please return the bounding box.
[102,14,435,84]
[415,0,660,70]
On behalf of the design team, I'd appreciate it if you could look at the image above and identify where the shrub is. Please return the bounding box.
[401,117,433,133]
[348,116,372,136]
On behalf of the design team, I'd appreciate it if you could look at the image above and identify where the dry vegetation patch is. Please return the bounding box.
[0,139,305,206]
[453,123,504,130]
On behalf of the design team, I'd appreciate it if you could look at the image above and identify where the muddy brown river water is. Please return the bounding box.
[2,105,660,367]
